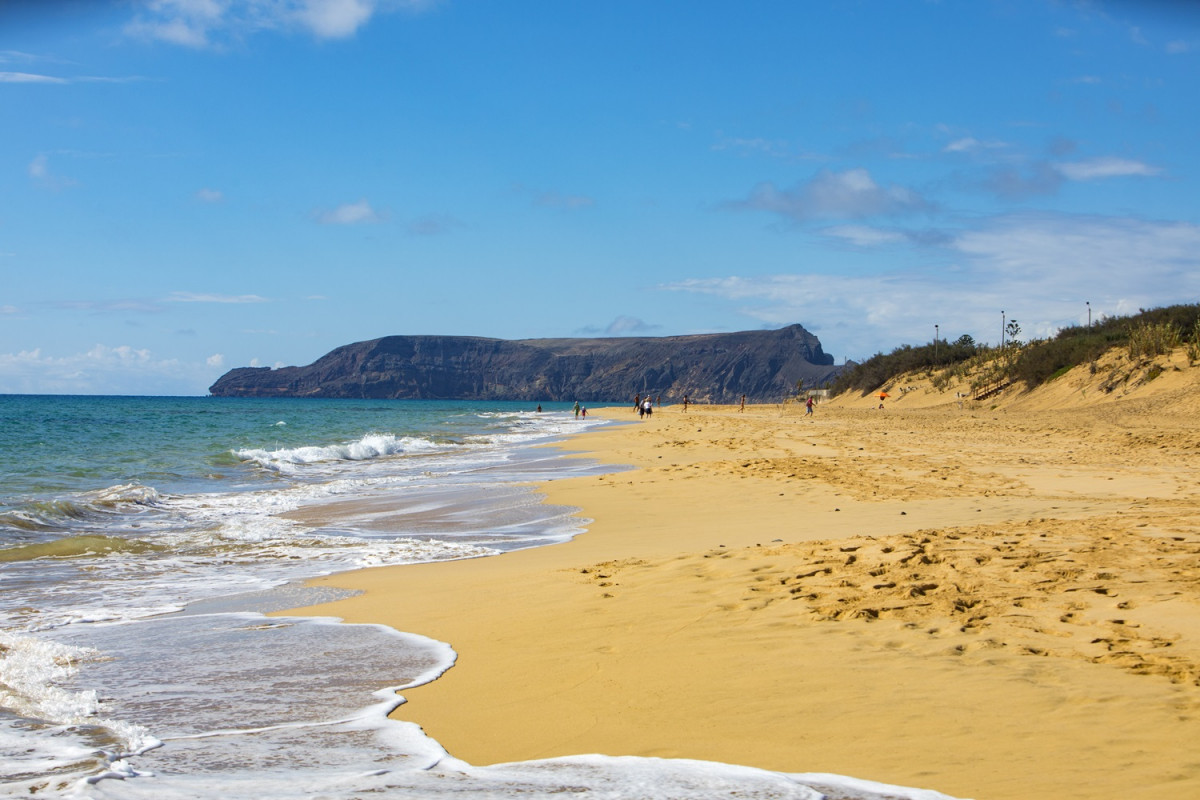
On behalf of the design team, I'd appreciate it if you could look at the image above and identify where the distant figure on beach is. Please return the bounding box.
[634,393,641,413]
[739,394,746,413]
[638,401,645,419]
[581,406,587,418]
[642,398,653,418]
[573,401,580,418]
[682,395,689,412]
[536,404,542,413]
[805,396,814,416]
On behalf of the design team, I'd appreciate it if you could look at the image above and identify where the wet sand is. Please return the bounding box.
[289,356,1200,800]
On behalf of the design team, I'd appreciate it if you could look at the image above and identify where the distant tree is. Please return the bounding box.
[1006,320,1022,348]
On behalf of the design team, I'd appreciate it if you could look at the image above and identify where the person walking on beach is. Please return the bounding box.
[682,395,689,412]
[642,398,653,418]
[573,401,580,419]
[739,394,746,412]
[581,406,587,418]
[805,396,814,416]
[633,393,641,414]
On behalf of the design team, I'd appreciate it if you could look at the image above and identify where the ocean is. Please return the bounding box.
[0,396,954,800]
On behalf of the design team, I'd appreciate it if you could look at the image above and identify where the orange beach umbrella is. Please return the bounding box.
[878,391,889,399]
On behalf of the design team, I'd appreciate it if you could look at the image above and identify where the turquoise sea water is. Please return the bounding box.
[0,396,955,800]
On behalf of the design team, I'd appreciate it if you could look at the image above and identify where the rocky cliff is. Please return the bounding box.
[208,325,840,403]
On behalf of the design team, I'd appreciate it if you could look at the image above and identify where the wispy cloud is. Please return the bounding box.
[0,344,214,395]
[729,168,933,223]
[663,212,1200,359]
[124,0,439,49]
[978,155,1162,199]
[943,136,1009,154]
[1053,157,1163,180]
[195,187,224,203]
[56,299,164,313]
[167,292,270,303]
[28,154,78,190]
[0,71,68,84]
[821,225,910,248]
[315,198,384,225]
[0,70,149,84]
[711,133,821,160]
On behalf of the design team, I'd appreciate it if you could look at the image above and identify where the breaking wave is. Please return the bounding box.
[235,433,445,473]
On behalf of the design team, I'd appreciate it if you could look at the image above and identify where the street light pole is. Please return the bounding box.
[934,324,939,364]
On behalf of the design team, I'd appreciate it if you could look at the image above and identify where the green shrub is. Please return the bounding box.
[1128,321,1181,359]
[830,304,1200,397]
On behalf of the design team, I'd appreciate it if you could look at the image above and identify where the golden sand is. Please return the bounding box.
[285,352,1200,800]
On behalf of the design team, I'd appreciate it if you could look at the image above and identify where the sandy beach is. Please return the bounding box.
[288,354,1200,800]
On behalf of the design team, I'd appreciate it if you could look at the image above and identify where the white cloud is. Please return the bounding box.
[124,0,435,47]
[316,199,383,225]
[711,133,804,160]
[0,71,68,83]
[951,214,1199,290]
[296,0,376,38]
[28,154,48,178]
[1,305,19,315]
[168,291,270,303]
[0,344,219,395]
[196,187,224,202]
[822,225,908,248]
[88,344,152,363]
[1166,40,1193,54]
[28,154,77,190]
[207,353,225,367]
[663,213,1200,360]
[1054,157,1163,180]
[943,137,1008,154]
[731,168,932,223]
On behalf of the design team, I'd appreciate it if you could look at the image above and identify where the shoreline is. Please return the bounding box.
[284,399,1200,800]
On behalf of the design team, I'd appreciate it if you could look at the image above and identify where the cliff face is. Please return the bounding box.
[208,325,840,403]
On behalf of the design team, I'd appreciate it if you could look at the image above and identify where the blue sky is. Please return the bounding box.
[3,0,1198,395]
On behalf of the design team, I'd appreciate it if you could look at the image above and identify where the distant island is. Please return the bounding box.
[208,325,840,403]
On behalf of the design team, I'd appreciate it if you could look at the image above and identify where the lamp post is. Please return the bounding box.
[1087,301,1091,328]
[1001,310,1006,349]
[934,324,939,364]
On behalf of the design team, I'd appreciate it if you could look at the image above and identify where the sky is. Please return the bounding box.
[2,0,1199,395]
